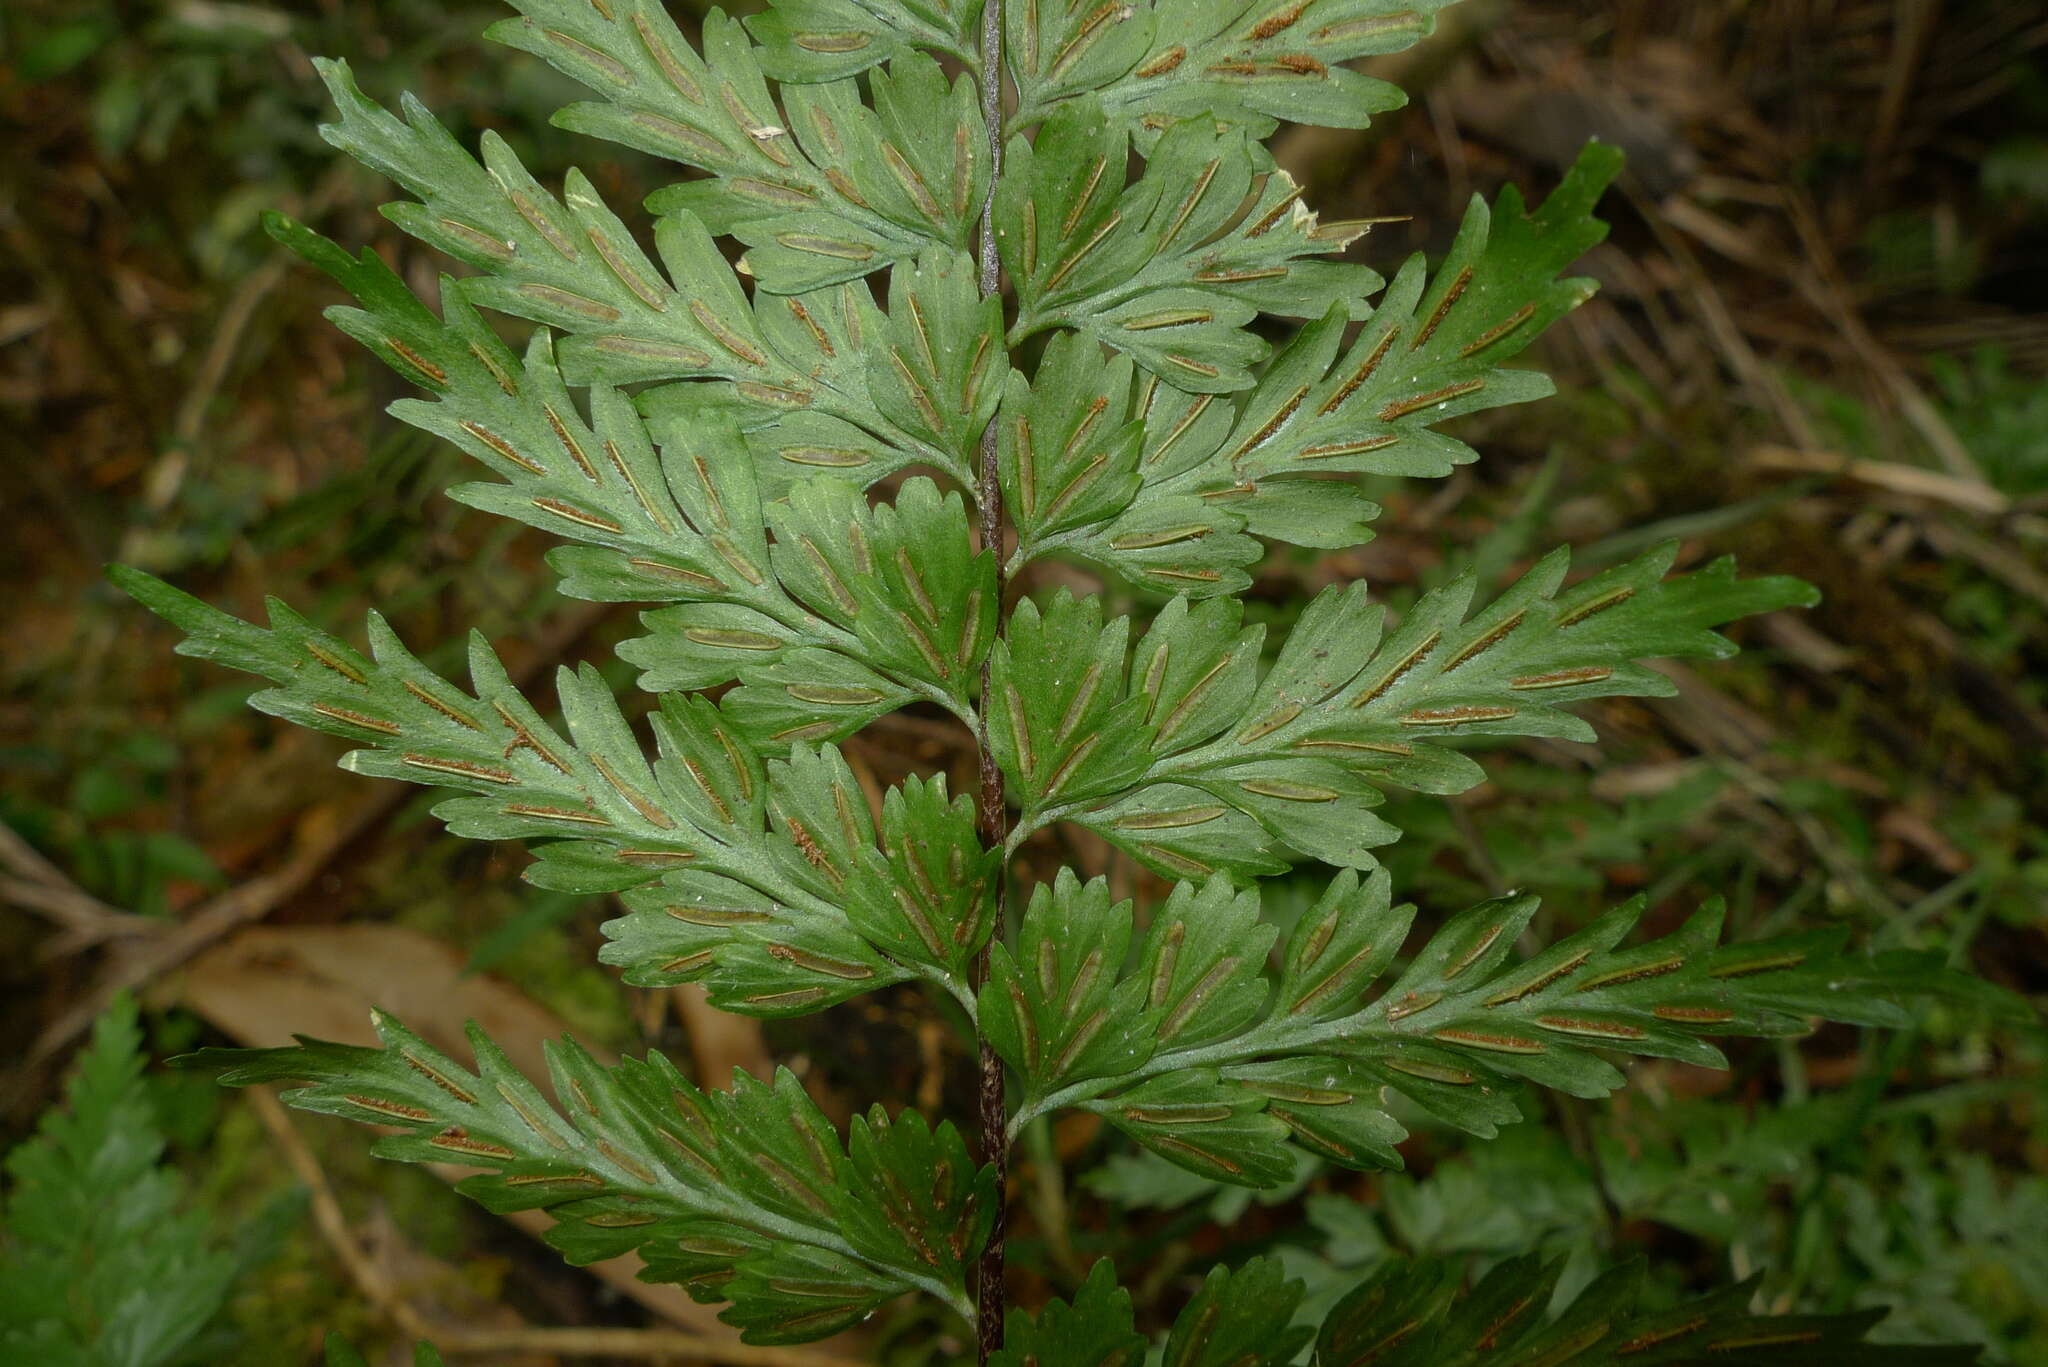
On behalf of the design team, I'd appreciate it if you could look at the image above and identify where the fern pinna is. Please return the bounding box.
[117,0,1994,1359]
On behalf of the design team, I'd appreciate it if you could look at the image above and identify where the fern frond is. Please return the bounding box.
[112,569,996,1014]
[746,0,986,82]
[121,348,990,741]
[603,755,999,1015]
[1001,103,1378,392]
[1,998,237,1365]
[282,104,982,495]
[484,2,987,290]
[615,469,996,739]
[998,332,1264,595]
[1006,1,1462,139]
[1317,1253,1979,1366]
[1001,142,1621,582]
[317,58,751,384]
[991,869,2007,1183]
[313,56,1004,483]
[1219,143,1621,488]
[112,0,2007,1356]
[189,1014,990,1343]
[995,544,1813,881]
[995,1252,1979,1366]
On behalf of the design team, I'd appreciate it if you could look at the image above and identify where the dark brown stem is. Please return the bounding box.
[972,1,1009,1360]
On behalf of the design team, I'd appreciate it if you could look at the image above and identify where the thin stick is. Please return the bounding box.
[1779,185,1987,484]
[0,819,159,950]
[1748,444,2008,516]
[22,791,402,1076]
[247,1085,441,1345]
[972,1,1010,1360]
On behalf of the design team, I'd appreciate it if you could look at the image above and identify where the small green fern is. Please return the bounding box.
[0,997,237,1367]
[114,0,2014,1358]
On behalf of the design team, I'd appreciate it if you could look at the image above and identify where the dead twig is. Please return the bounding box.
[1635,187,1820,451]
[3,879,161,957]
[1866,0,1942,191]
[1918,521,2048,615]
[135,163,354,528]
[128,255,293,529]
[0,819,160,951]
[1779,186,1988,485]
[1656,181,1995,493]
[246,1087,439,1344]
[22,790,403,1076]
[1749,445,2009,516]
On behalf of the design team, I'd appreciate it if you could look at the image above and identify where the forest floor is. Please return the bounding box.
[3,2,2046,1363]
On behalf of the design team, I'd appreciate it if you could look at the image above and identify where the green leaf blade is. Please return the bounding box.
[182,1017,978,1340]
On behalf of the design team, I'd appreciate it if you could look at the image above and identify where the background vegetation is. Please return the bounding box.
[3,1,2045,1363]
